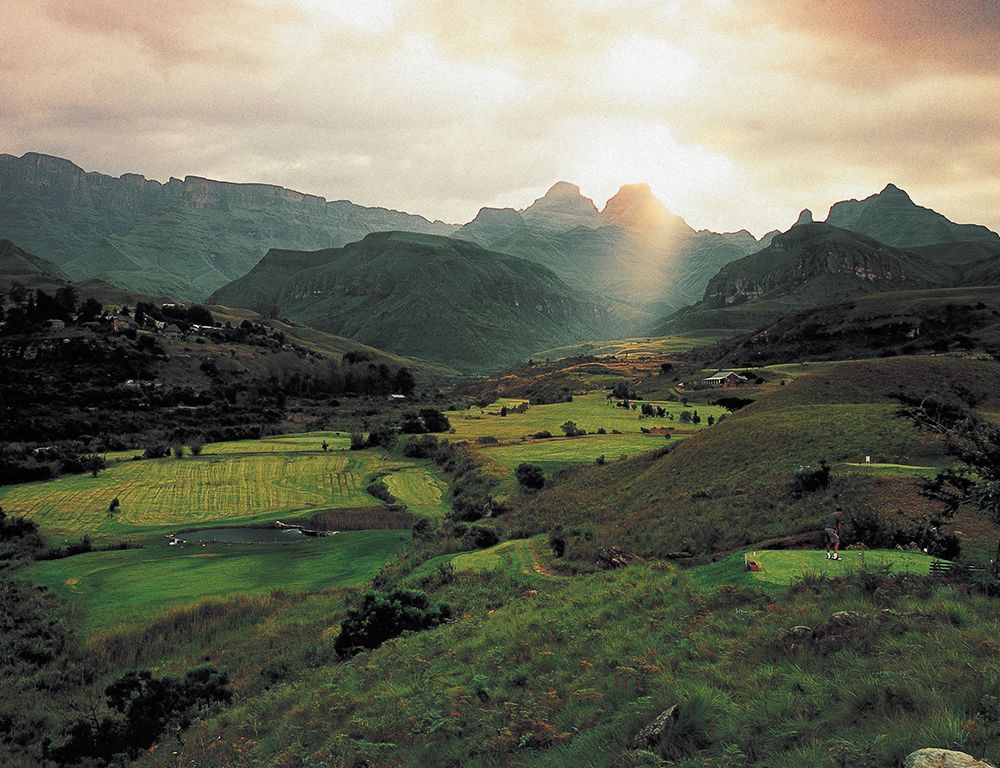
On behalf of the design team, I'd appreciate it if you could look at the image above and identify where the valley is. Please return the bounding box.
[2,157,999,768]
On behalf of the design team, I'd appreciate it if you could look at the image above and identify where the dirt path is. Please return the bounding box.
[526,538,567,579]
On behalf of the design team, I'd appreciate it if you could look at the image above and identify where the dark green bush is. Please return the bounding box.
[334,588,451,655]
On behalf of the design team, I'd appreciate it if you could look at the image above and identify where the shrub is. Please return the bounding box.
[334,588,451,655]
[459,523,500,549]
[515,462,546,490]
[532,430,553,439]
[367,479,397,504]
[402,434,439,458]
[560,421,585,437]
[349,431,367,450]
[171,443,184,459]
[419,408,451,433]
[476,435,499,445]
[793,460,831,494]
[549,529,566,557]
[144,444,169,459]
[189,437,205,456]
[399,413,427,434]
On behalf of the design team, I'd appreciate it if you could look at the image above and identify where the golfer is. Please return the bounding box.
[824,507,843,560]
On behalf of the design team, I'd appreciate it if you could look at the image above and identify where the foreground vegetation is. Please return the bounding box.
[150,563,1000,767]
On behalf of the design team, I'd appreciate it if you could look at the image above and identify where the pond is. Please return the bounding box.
[173,527,309,544]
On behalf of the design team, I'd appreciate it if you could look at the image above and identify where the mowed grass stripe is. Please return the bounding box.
[383,467,449,516]
[0,444,428,539]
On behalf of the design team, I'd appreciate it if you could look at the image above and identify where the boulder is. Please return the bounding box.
[904,748,996,768]
[778,625,814,653]
[627,704,679,750]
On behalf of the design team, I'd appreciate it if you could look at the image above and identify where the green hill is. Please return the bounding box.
[0,239,68,281]
[508,355,1000,562]
[712,284,1000,367]
[0,152,455,301]
[826,183,1000,247]
[210,231,610,371]
[657,223,975,336]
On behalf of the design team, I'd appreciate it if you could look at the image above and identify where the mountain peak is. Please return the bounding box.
[879,183,912,202]
[794,209,814,226]
[600,183,691,237]
[543,181,584,198]
[521,181,599,229]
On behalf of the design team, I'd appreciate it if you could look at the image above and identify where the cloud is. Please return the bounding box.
[1,0,997,235]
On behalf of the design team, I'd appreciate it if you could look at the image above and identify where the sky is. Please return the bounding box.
[2,0,999,236]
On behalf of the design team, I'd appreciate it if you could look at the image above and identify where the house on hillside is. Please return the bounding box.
[388,393,407,401]
[703,371,749,388]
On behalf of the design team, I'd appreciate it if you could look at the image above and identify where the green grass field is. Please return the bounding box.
[529,334,726,361]
[445,392,727,470]
[382,466,450,516]
[686,549,937,591]
[483,433,673,471]
[0,432,445,540]
[26,531,410,634]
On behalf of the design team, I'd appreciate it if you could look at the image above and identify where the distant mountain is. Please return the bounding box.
[209,231,610,371]
[0,152,455,301]
[710,284,1000,367]
[658,222,962,335]
[825,183,999,247]
[456,182,769,325]
[0,239,68,281]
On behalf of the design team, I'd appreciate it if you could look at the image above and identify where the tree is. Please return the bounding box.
[171,443,185,459]
[85,455,106,477]
[77,297,103,322]
[679,411,693,424]
[419,408,451,433]
[515,462,545,490]
[400,413,427,434]
[54,285,78,315]
[393,366,416,396]
[613,380,631,399]
[108,497,120,516]
[189,437,205,455]
[321,440,329,452]
[560,420,582,437]
[903,398,1000,565]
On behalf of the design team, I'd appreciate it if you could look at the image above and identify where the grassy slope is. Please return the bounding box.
[445,392,727,471]
[509,356,1000,560]
[213,231,609,372]
[26,531,409,635]
[161,563,1000,768]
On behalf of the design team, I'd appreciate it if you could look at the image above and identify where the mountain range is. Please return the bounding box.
[659,188,1000,336]
[0,152,454,301]
[4,150,1000,368]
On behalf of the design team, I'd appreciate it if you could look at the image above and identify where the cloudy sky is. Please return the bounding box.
[3,0,999,235]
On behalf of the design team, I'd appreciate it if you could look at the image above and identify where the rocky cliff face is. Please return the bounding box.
[0,152,456,300]
[702,223,942,306]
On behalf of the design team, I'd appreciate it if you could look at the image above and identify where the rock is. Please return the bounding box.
[778,625,814,653]
[793,208,814,226]
[810,610,867,654]
[904,748,996,768]
[627,704,678,750]
[596,545,636,569]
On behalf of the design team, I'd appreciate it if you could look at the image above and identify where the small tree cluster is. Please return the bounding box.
[334,588,451,656]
